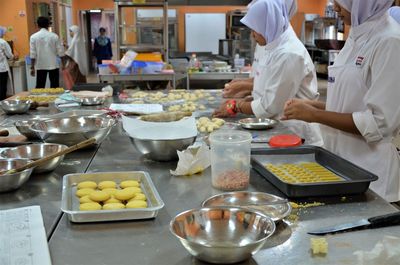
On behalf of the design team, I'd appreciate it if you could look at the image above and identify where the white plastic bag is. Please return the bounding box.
[170,144,211,176]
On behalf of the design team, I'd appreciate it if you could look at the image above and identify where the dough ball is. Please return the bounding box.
[123,187,142,194]
[103,203,126,210]
[98,181,117,190]
[77,181,97,190]
[126,200,148,209]
[131,193,146,201]
[80,202,102,211]
[104,196,121,204]
[89,191,111,202]
[76,188,95,198]
[120,180,140,189]
[79,195,94,204]
[114,189,136,201]
[102,188,118,196]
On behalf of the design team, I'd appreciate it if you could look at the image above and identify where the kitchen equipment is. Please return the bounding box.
[239,118,279,130]
[0,130,9,137]
[0,159,34,192]
[79,97,106,106]
[251,146,378,198]
[61,171,165,223]
[308,211,400,235]
[14,119,44,140]
[170,207,275,264]
[0,100,32,115]
[313,17,338,41]
[1,143,68,173]
[202,192,291,222]
[130,136,196,161]
[29,116,116,146]
[315,39,346,50]
[209,130,252,191]
[269,134,302,148]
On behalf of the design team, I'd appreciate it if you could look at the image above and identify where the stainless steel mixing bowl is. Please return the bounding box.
[130,136,196,161]
[0,100,31,114]
[1,143,68,173]
[170,207,275,264]
[14,119,44,140]
[0,159,34,192]
[29,116,117,146]
[79,97,106,106]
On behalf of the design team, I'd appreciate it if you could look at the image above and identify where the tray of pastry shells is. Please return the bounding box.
[61,171,165,223]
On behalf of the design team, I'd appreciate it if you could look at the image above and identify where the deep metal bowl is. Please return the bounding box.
[0,100,31,114]
[170,207,275,264]
[0,159,34,192]
[239,118,279,130]
[202,192,292,222]
[1,143,68,173]
[79,97,106,106]
[130,136,196,161]
[29,116,117,146]
[14,119,44,140]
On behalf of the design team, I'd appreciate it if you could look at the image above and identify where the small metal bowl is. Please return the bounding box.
[14,119,44,140]
[130,136,196,161]
[0,159,34,192]
[0,100,31,115]
[1,143,68,173]
[239,118,279,130]
[202,192,291,222]
[170,207,275,264]
[79,97,106,106]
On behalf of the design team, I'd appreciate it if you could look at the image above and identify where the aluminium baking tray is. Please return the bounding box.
[61,171,165,223]
[251,146,378,198]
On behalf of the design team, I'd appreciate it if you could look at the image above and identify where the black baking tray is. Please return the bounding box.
[251,146,378,198]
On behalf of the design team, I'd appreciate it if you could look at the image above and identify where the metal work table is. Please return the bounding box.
[98,73,186,89]
[187,72,250,90]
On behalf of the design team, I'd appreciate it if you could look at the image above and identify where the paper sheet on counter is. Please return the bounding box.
[353,235,400,265]
[0,206,52,265]
[122,115,197,140]
[110,103,163,115]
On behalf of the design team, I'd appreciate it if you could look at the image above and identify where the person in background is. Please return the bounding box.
[30,16,64,88]
[283,0,400,202]
[389,6,400,23]
[0,26,17,100]
[62,25,88,90]
[93,27,112,65]
[223,0,298,98]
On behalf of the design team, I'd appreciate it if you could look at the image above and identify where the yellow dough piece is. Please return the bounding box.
[123,187,142,194]
[77,181,97,190]
[126,200,148,208]
[79,195,94,204]
[104,196,121,204]
[114,189,136,201]
[102,188,118,196]
[310,238,328,255]
[132,193,147,201]
[75,188,95,198]
[79,202,102,211]
[120,180,140,188]
[98,181,117,190]
[89,191,111,202]
[103,203,126,210]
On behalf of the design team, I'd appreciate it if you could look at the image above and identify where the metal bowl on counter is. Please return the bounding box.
[0,100,31,115]
[130,136,196,161]
[239,118,279,130]
[0,159,34,192]
[170,207,276,264]
[79,97,106,106]
[202,192,291,222]
[29,116,117,146]
[14,119,44,140]
[1,143,68,173]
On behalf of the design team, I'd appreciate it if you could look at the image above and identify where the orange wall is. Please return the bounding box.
[72,0,114,24]
[292,0,326,36]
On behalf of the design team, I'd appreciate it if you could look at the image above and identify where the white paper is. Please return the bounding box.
[122,115,197,140]
[110,103,163,115]
[0,206,52,265]
[353,236,400,265]
[171,144,211,176]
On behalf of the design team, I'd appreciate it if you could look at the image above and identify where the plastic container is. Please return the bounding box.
[98,64,110,75]
[234,54,245,71]
[209,130,252,191]
[187,53,201,73]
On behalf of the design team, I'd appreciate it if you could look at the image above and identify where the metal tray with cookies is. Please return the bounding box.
[61,171,165,223]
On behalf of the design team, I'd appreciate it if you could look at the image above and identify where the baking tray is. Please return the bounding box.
[251,146,378,198]
[61,171,165,223]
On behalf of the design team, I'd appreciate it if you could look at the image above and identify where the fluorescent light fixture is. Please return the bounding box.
[90,9,102,13]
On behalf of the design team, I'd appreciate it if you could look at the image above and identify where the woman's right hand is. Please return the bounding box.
[223,81,247,98]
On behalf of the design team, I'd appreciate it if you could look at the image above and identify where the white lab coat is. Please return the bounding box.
[250,26,323,145]
[0,38,14,94]
[250,44,262,78]
[324,14,400,202]
[30,29,64,70]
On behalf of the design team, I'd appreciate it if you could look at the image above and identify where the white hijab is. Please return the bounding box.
[248,0,297,19]
[241,0,289,43]
[335,0,393,26]
[66,25,88,75]
[389,6,400,23]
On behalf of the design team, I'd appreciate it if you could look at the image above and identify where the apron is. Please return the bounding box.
[325,36,400,202]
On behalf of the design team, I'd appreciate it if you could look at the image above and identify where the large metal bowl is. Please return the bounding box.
[0,159,34,192]
[130,136,196,161]
[170,207,275,264]
[1,143,68,173]
[29,116,117,146]
[79,97,106,106]
[14,119,44,140]
[0,100,31,114]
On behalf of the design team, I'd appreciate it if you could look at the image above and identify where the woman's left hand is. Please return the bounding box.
[213,101,233,118]
[282,98,318,122]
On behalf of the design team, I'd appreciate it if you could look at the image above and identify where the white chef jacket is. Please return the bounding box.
[0,38,13,73]
[324,14,400,202]
[30,28,64,70]
[250,44,262,78]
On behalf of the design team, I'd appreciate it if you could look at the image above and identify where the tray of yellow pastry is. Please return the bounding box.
[61,171,164,222]
[251,146,378,198]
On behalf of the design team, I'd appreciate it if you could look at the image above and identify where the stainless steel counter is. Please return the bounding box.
[98,73,187,89]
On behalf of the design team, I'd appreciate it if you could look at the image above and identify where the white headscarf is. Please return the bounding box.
[389,6,400,24]
[335,0,393,26]
[241,0,289,43]
[66,25,88,75]
[248,0,297,19]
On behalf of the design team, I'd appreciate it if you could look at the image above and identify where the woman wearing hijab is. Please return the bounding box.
[283,0,400,202]
[389,6,400,23]
[63,25,88,90]
[223,0,298,98]
[93,27,112,65]
[0,26,16,100]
